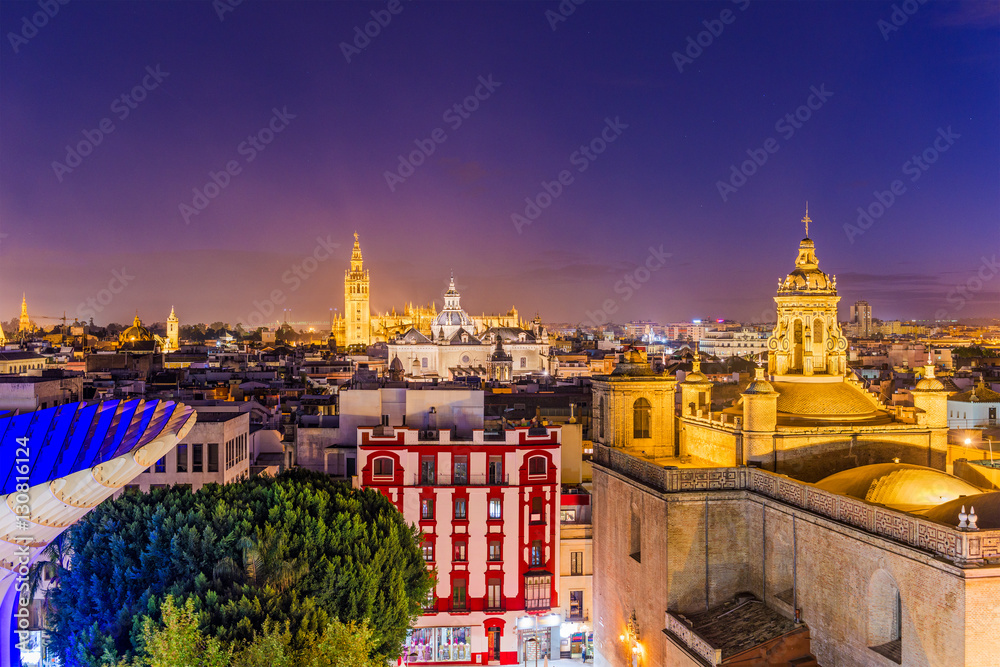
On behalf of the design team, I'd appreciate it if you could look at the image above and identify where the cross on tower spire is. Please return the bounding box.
[802,202,811,238]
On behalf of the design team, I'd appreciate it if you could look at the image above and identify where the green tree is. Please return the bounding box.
[48,471,431,666]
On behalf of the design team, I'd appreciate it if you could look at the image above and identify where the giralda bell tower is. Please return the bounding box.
[345,232,371,347]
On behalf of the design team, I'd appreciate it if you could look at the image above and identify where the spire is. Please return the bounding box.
[692,343,701,373]
[802,202,811,238]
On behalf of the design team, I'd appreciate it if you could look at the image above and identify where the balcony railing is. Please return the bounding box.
[485,599,506,612]
[412,473,510,486]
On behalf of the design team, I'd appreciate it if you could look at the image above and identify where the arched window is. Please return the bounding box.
[528,456,546,476]
[633,397,651,439]
[373,457,394,477]
[520,357,527,368]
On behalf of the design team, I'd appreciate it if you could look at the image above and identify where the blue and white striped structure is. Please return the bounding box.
[0,399,196,667]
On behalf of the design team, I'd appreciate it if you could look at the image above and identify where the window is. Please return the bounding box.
[421,357,428,368]
[155,457,166,474]
[598,398,605,439]
[454,498,467,520]
[422,541,434,562]
[373,457,394,477]
[633,397,651,438]
[488,455,503,484]
[421,498,435,520]
[530,497,544,523]
[453,456,468,484]
[571,551,583,576]
[488,498,502,520]
[630,508,641,562]
[489,540,502,561]
[207,444,218,473]
[528,456,546,476]
[561,508,577,523]
[524,574,551,611]
[520,357,526,368]
[176,444,188,473]
[452,579,467,611]
[421,456,436,485]
[569,590,584,620]
[423,591,436,613]
[454,541,467,562]
[531,540,543,566]
[192,443,203,473]
[487,578,502,610]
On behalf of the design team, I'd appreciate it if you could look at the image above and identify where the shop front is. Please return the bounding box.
[404,627,473,663]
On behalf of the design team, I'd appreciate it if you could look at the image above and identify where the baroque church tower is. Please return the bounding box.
[166,306,179,352]
[766,207,848,377]
[345,232,371,347]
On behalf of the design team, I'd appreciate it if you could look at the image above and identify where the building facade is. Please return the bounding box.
[126,410,251,492]
[358,425,562,665]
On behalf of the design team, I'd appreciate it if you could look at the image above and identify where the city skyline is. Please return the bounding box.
[1,1,997,326]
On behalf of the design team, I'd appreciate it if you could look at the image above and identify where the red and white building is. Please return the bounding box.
[358,424,561,665]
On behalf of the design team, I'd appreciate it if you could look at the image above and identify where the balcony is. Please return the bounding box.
[485,599,506,613]
[411,473,509,487]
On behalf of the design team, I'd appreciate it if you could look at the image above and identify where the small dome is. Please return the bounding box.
[814,463,984,511]
[915,377,945,392]
[777,238,837,295]
[743,367,775,395]
[924,491,1000,530]
[389,356,404,371]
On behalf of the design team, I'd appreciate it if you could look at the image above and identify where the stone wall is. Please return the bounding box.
[591,445,1000,667]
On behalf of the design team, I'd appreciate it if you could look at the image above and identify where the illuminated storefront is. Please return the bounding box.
[404,627,473,663]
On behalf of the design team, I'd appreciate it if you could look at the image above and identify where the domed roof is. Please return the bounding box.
[743,367,776,395]
[389,356,404,371]
[119,316,155,344]
[924,491,1000,530]
[432,310,473,328]
[815,463,984,511]
[770,379,883,421]
[432,273,473,332]
[777,238,837,295]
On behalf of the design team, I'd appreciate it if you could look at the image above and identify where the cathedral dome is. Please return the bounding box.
[431,273,473,337]
[119,316,155,344]
[814,463,984,511]
[770,379,883,422]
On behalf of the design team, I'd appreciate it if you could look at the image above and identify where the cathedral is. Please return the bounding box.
[331,233,524,347]
[588,212,997,667]
[387,274,550,381]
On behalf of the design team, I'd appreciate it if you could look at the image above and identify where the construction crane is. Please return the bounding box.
[21,312,71,345]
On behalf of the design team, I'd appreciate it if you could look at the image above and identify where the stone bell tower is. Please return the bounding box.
[767,207,848,377]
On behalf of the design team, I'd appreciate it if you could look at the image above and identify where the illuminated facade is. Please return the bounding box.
[17,296,32,335]
[166,306,179,352]
[358,425,562,664]
[0,399,196,667]
[588,212,980,667]
[331,234,523,346]
[344,232,372,347]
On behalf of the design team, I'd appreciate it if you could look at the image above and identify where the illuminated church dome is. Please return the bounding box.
[119,315,155,344]
[431,273,474,339]
[814,463,983,511]
[776,206,836,295]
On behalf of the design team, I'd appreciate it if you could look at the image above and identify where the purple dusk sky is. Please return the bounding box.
[1,0,997,328]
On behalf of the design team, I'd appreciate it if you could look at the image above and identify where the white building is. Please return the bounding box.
[388,276,549,381]
[126,410,251,492]
[697,328,769,360]
[947,378,1000,429]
